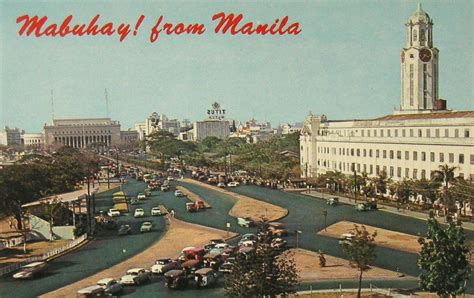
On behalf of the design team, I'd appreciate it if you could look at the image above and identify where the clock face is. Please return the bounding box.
[400,51,405,63]
[419,48,432,62]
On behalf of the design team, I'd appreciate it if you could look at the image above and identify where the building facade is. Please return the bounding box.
[193,120,230,142]
[120,130,139,143]
[21,133,44,147]
[0,126,22,146]
[300,5,474,182]
[43,118,121,148]
[135,112,181,140]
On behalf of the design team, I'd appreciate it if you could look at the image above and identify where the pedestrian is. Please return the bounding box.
[170,209,175,218]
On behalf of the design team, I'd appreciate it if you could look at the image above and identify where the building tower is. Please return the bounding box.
[400,4,439,112]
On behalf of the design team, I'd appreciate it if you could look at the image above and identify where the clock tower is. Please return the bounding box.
[400,4,439,112]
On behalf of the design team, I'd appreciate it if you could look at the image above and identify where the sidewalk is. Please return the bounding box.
[301,190,474,231]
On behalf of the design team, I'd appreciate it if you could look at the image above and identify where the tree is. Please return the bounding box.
[225,221,298,297]
[417,213,471,297]
[340,225,377,298]
[433,164,457,188]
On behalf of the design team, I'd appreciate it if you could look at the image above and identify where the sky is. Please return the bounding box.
[0,0,472,132]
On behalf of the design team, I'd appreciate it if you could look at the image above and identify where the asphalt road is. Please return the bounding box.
[0,178,166,298]
[2,179,473,297]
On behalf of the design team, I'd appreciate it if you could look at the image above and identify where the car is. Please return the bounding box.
[209,239,225,245]
[118,224,132,235]
[174,190,185,197]
[107,208,121,217]
[271,238,287,249]
[13,261,47,279]
[195,268,218,288]
[268,222,288,237]
[161,185,170,192]
[129,198,140,205]
[327,197,339,206]
[217,182,226,188]
[150,258,173,274]
[137,193,146,200]
[120,268,151,285]
[227,181,239,187]
[164,269,188,289]
[214,243,230,249]
[160,261,183,274]
[238,233,257,246]
[97,278,123,295]
[338,233,354,244]
[186,202,198,212]
[76,285,106,297]
[167,176,174,181]
[144,189,152,197]
[219,261,234,273]
[134,208,145,217]
[237,217,253,228]
[151,207,162,216]
[140,221,153,232]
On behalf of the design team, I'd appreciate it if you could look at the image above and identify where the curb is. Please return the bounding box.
[45,237,91,263]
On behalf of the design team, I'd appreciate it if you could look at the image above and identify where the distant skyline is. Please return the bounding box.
[1,0,472,132]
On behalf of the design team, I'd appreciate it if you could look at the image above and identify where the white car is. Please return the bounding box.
[174,190,185,197]
[97,278,123,295]
[134,208,145,218]
[167,176,174,181]
[137,193,146,200]
[150,258,173,274]
[13,262,47,279]
[151,207,162,216]
[227,181,239,187]
[140,221,152,232]
[214,243,230,249]
[107,209,121,217]
[217,182,226,188]
[120,268,151,285]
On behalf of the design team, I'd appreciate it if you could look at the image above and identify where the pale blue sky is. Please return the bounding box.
[0,0,472,132]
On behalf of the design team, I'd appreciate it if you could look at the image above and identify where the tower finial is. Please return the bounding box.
[417,2,422,11]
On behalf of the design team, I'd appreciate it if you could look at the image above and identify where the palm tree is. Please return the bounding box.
[433,164,457,188]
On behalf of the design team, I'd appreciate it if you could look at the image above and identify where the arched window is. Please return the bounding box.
[413,29,417,42]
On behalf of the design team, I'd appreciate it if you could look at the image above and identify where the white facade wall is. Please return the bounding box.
[194,120,230,142]
[22,133,44,147]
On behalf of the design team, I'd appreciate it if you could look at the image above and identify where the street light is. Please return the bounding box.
[295,229,302,249]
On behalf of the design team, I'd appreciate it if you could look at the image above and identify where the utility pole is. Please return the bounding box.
[323,210,328,231]
[354,170,358,203]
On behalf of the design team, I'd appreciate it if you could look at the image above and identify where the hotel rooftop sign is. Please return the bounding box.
[207,102,226,120]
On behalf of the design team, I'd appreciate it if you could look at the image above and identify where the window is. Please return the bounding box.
[418,129,422,137]
[421,152,426,161]
[357,149,360,157]
[381,130,384,137]
[465,129,470,138]
[301,146,303,151]
[395,130,398,137]
[390,150,394,159]
[361,130,365,137]
[426,129,430,138]
[368,130,371,137]
[374,130,377,137]
[413,169,418,179]
[397,167,401,178]
[439,153,444,163]
[390,166,394,177]
[351,149,354,156]
[370,165,373,174]
[387,130,391,137]
[459,154,464,164]
[383,150,387,159]
[397,151,402,160]
[455,129,459,138]
[445,129,449,137]
[435,129,439,137]
[405,151,409,160]
[376,165,380,175]
[363,164,367,173]
[410,129,414,137]
[421,170,426,179]
[376,150,380,158]
[471,154,474,165]
[369,149,373,157]
[357,164,360,172]
[413,151,418,161]
[402,129,406,137]
[405,168,409,178]
[363,149,366,157]
[449,153,454,163]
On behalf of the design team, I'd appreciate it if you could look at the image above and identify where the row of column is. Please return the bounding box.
[54,135,111,148]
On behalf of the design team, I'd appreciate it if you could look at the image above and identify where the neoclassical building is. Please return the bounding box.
[43,118,121,148]
[300,5,474,182]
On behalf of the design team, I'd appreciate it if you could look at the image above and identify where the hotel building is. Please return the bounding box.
[300,5,474,182]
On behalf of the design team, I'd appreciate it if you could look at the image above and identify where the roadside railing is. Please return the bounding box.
[0,233,88,277]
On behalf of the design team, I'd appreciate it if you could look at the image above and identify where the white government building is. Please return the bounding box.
[300,5,474,182]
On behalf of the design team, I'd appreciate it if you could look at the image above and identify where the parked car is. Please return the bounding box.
[227,181,239,187]
[140,221,153,233]
[164,269,188,289]
[174,190,185,197]
[214,243,230,249]
[13,261,47,279]
[195,268,218,287]
[160,261,182,275]
[161,185,170,192]
[217,182,226,188]
[167,176,174,181]
[144,189,152,197]
[76,285,106,297]
[150,258,173,274]
[268,222,288,237]
[97,278,123,295]
[137,193,146,200]
[120,268,151,285]
[107,208,121,217]
[327,197,339,206]
[181,259,202,274]
[219,260,234,273]
[237,217,253,228]
[186,202,198,212]
[151,207,162,216]
[134,208,145,217]
[238,233,257,246]
[271,238,287,249]
[118,224,132,235]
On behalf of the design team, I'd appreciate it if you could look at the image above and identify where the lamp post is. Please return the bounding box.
[295,229,302,249]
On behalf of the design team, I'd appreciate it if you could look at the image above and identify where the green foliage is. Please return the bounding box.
[417,214,471,297]
[225,221,298,297]
[340,225,377,298]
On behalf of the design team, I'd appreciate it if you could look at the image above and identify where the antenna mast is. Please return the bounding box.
[105,88,109,118]
[50,89,55,123]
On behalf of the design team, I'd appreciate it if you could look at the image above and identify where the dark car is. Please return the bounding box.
[118,224,132,235]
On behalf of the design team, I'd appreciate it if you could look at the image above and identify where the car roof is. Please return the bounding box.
[23,261,46,268]
[97,278,115,284]
[142,222,152,225]
[127,268,145,273]
[195,268,214,275]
